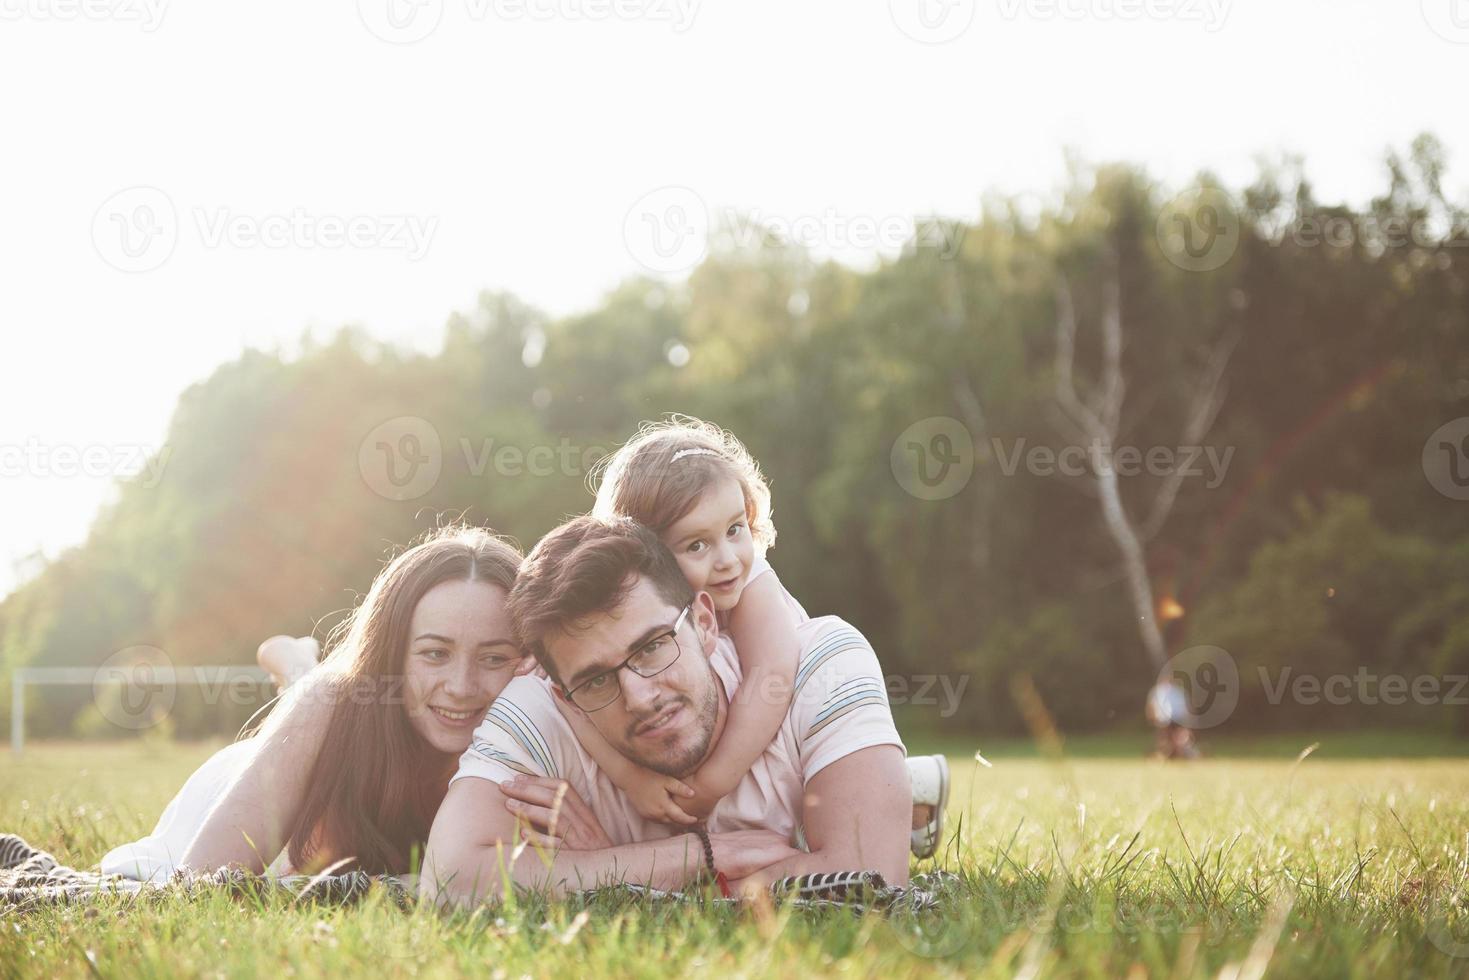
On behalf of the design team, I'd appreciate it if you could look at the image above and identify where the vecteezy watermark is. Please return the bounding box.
[1156,187,1240,273]
[1421,0,1469,44]
[1422,418,1469,501]
[991,437,1233,489]
[193,208,437,260]
[888,891,1238,959]
[623,186,709,276]
[722,210,964,261]
[92,186,178,273]
[92,647,178,731]
[1155,645,1239,729]
[360,416,444,501]
[458,436,612,482]
[356,0,445,43]
[1159,645,1468,729]
[0,438,171,488]
[734,669,970,718]
[0,0,168,30]
[886,673,970,719]
[92,186,438,272]
[358,416,613,501]
[891,417,975,501]
[1252,211,1469,254]
[622,186,964,276]
[995,0,1231,31]
[1427,892,1469,959]
[1158,187,1469,273]
[1258,667,1469,708]
[888,0,976,44]
[356,0,698,43]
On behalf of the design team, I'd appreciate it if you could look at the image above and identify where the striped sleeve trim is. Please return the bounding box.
[466,740,539,777]
[793,626,870,695]
[482,698,559,779]
[805,678,889,740]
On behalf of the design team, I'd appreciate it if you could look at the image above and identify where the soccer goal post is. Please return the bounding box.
[8,665,271,756]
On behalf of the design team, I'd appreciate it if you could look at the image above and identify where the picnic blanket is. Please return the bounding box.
[1,834,954,913]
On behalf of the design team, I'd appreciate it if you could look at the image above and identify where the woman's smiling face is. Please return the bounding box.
[662,477,756,612]
[401,578,522,756]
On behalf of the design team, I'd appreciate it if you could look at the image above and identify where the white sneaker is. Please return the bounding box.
[907,754,950,859]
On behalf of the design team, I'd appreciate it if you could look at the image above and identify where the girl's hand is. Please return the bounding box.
[675,773,727,821]
[499,776,613,850]
[626,772,700,826]
[514,656,546,678]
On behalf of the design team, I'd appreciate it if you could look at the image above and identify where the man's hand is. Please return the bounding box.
[498,776,614,850]
[719,745,911,889]
[709,829,802,882]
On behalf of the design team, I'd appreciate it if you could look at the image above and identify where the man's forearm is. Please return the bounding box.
[423,832,707,907]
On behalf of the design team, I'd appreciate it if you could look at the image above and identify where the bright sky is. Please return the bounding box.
[1,0,1466,599]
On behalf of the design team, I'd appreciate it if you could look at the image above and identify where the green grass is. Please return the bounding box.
[3,739,1469,978]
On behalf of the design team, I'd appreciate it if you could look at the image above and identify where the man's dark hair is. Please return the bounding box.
[506,515,695,683]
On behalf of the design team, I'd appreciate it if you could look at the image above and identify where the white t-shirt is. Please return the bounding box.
[452,615,904,846]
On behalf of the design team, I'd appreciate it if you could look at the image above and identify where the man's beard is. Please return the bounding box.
[621,667,720,778]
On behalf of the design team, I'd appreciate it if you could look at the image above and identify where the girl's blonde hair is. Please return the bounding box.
[591,415,776,550]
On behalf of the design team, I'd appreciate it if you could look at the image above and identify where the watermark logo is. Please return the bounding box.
[193,208,437,260]
[1254,210,1469,253]
[1423,418,1469,501]
[1427,894,1469,958]
[1422,0,1469,44]
[623,186,710,275]
[93,646,176,731]
[623,189,965,275]
[92,187,437,271]
[458,435,611,479]
[723,209,965,259]
[887,906,977,958]
[0,0,169,30]
[1156,645,1238,729]
[0,439,171,487]
[357,0,444,43]
[891,417,975,501]
[359,416,443,501]
[885,673,971,719]
[995,0,1231,32]
[991,437,1233,488]
[1156,187,1239,272]
[92,186,178,273]
[1257,667,1467,708]
[888,0,975,44]
[357,0,699,43]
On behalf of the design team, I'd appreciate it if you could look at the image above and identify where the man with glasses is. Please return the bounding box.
[421,516,912,905]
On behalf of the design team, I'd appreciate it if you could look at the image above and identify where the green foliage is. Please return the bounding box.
[3,137,1468,738]
[1189,495,1469,731]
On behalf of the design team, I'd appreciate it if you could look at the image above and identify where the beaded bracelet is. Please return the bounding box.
[692,823,732,898]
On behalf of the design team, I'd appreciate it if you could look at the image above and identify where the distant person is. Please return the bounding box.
[1146,677,1198,759]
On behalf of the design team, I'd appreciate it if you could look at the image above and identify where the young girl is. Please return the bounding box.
[567,416,949,857]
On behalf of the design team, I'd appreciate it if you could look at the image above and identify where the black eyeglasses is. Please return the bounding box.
[563,605,691,712]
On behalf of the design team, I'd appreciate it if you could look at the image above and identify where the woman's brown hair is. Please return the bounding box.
[590,414,776,549]
[276,524,521,874]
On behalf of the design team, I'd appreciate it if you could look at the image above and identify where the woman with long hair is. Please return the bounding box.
[101,524,526,879]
